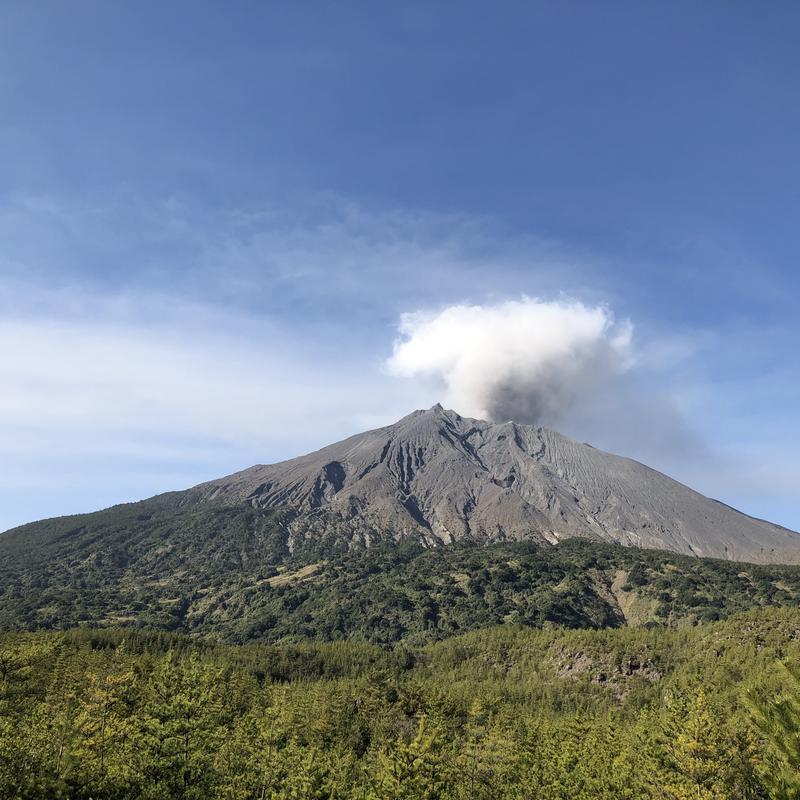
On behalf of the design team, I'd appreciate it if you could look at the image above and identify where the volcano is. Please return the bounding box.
[182,404,800,563]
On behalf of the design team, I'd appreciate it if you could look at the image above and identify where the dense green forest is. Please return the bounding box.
[4,503,800,645]
[6,501,800,797]
[1,608,800,798]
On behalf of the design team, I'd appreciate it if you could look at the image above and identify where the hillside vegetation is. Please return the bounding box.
[2,609,800,798]
[3,500,800,645]
[5,481,800,798]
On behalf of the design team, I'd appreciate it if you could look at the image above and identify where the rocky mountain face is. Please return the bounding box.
[2,404,800,638]
[188,405,800,564]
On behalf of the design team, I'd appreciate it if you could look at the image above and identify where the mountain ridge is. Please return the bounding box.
[2,405,800,639]
[178,404,800,564]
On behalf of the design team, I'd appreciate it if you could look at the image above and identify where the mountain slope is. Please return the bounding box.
[5,534,800,643]
[2,405,800,640]
[190,404,800,563]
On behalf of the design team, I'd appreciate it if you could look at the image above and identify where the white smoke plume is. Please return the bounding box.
[387,297,634,424]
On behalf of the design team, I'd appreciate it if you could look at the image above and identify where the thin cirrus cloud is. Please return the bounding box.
[0,193,591,324]
[0,288,419,532]
[1,195,798,533]
[0,306,405,453]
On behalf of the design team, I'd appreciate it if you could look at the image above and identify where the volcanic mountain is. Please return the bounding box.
[182,404,799,563]
[3,405,800,638]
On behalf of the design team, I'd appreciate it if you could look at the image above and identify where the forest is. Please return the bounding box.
[2,607,800,799]
[4,515,800,798]
[5,523,800,645]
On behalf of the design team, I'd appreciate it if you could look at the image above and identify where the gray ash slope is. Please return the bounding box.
[190,405,800,564]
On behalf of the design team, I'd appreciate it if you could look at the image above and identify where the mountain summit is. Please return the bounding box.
[3,405,800,637]
[188,405,799,563]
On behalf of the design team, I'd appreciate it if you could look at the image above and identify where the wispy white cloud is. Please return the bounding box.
[0,194,798,533]
[0,192,595,324]
[0,283,423,530]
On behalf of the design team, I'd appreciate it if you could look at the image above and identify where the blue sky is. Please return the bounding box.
[1,1,798,532]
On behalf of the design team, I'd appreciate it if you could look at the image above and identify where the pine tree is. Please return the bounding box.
[40,646,80,793]
[369,715,447,800]
[453,698,515,800]
[658,688,732,800]
[73,647,137,795]
[215,695,288,800]
[134,651,223,800]
[747,661,800,800]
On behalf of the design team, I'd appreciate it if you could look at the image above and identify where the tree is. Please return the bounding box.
[453,698,515,800]
[215,695,288,800]
[72,649,137,794]
[369,715,447,800]
[133,651,223,800]
[748,661,800,799]
[657,689,736,800]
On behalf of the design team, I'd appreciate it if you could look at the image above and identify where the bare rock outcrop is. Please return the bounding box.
[189,405,800,564]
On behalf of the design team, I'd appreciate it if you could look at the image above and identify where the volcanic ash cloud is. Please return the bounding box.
[387,297,633,424]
